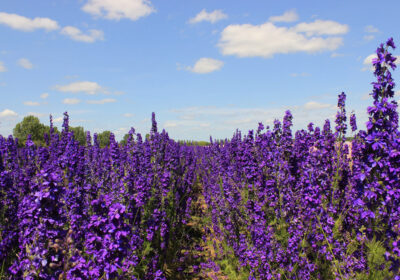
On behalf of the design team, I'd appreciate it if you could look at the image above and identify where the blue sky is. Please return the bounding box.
[0,0,399,141]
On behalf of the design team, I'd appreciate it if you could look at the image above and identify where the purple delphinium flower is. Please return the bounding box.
[350,112,357,132]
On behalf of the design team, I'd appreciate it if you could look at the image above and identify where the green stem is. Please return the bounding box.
[316,215,344,280]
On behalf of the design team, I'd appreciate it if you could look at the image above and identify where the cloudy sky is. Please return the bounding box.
[0,0,399,141]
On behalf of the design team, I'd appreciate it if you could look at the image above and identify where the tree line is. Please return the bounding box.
[12,115,112,148]
[10,115,210,148]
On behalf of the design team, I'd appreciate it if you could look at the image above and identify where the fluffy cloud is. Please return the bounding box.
[61,26,104,43]
[123,113,134,117]
[27,112,47,118]
[82,0,155,21]
[0,61,6,72]
[164,121,178,128]
[172,101,335,120]
[162,120,210,129]
[53,117,63,123]
[304,101,334,110]
[269,9,298,23]
[363,25,379,41]
[189,9,228,24]
[331,52,344,58]
[218,20,348,58]
[0,12,59,32]
[186,58,224,74]
[55,81,103,94]
[63,98,81,105]
[363,54,376,66]
[18,58,33,69]
[365,25,379,33]
[40,93,49,99]
[167,100,338,139]
[23,101,40,106]
[363,35,375,41]
[292,20,348,36]
[362,54,400,71]
[0,109,18,118]
[290,72,310,77]
[87,98,116,104]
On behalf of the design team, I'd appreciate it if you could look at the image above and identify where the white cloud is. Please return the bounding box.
[40,93,49,99]
[53,117,63,123]
[0,109,18,118]
[0,61,6,72]
[269,9,298,23]
[304,101,333,110]
[168,102,338,137]
[362,54,400,71]
[54,81,103,94]
[63,98,81,105]
[364,35,375,41]
[87,98,116,104]
[82,0,155,21]
[218,20,348,58]
[164,121,178,128]
[290,72,310,77]
[186,58,224,74]
[162,120,210,129]
[61,26,104,43]
[27,112,46,117]
[363,53,376,66]
[17,58,33,69]
[113,127,129,138]
[365,25,379,33]
[123,113,134,117]
[331,52,344,58]
[64,74,80,79]
[23,101,40,106]
[189,9,228,24]
[0,12,59,32]
[114,91,125,95]
[292,20,349,36]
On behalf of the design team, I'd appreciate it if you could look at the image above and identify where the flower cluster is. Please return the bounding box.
[199,38,400,279]
[0,113,202,279]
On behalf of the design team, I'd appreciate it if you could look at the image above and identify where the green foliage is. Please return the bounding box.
[12,115,90,147]
[119,133,130,146]
[13,115,45,142]
[97,130,111,148]
[355,237,393,280]
[12,115,60,147]
[272,217,289,249]
[177,140,209,146]
[215,241,250,280]
[69,126,86,145]
[333,214,343,240]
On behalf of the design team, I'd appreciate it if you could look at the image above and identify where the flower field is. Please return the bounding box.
[1,39,400,279]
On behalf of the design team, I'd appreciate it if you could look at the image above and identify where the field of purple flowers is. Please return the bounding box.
[1,38,400,279]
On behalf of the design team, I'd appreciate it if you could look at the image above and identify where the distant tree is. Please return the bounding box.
[98,130,111,148]
[13,115,55,146]
[119,133,131,146]
[177,140,209,146]
[70,126,86,146]
[13,116,45,142]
